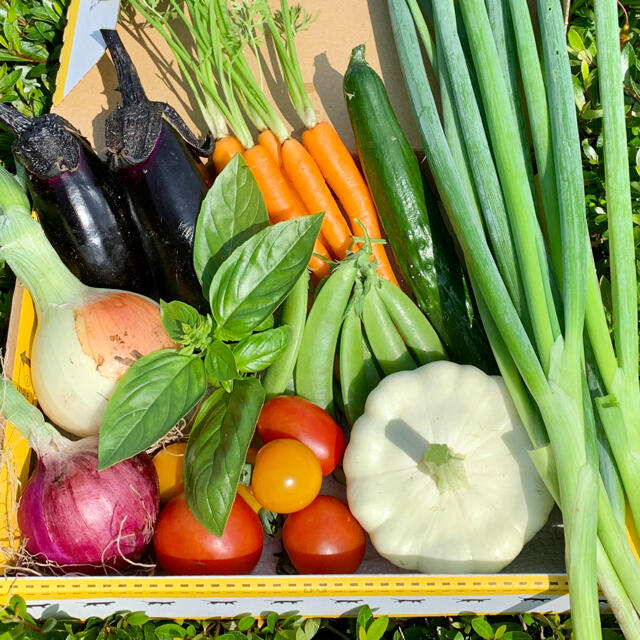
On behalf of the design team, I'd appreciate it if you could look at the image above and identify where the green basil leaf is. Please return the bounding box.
[185,378,265,535]
[160,300,214,352]
[185,390,227,486]
[160,300,203,342]
[233,326,290,373]
[254,313,275,332]
[193,154,269,295]
[98,350,206,469]
[204,341,237,383]
[210,213,324,340]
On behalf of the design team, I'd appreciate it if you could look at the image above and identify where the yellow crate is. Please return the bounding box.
[0,0,576,619]
[0,277,575,619]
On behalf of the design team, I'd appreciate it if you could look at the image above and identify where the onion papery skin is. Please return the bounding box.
[17,439,159,572]
[31,290,176,437]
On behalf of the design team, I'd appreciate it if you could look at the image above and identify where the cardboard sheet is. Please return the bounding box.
[53,0,421,153]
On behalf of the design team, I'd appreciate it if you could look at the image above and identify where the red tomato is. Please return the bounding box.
[251,439,322,513]
[282,495,366,574]
[153,493,263,575]
[257,396,346,475]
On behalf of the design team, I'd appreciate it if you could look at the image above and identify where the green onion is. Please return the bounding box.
[457,0,556,373]
[595,2,637,380]
[592,0,640,533]
[484,0,534,193]
[432,0,524,316]
[506,0,562,276]
[387,0,640,635]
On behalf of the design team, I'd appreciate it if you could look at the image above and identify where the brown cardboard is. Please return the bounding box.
[53,0,421,153]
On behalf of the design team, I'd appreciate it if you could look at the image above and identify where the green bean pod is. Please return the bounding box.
[340,306,380,426]
[362,285,417,375]
[295,261,358,413]
[377,278,447,365]
[262,270,310,398]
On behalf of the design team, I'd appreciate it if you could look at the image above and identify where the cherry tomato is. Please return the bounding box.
[153,493,263,575]
[152,442,186,504]
[251,439,322,513]
[282,495,366,574]
[257,396,346,475]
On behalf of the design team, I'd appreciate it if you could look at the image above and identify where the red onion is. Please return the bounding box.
[2,378,159,572]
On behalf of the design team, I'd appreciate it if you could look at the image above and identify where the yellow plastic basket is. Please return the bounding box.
[0,0,583,619]
[0,283,576,620]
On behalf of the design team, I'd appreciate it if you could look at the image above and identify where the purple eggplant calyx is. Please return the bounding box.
[105,103,163,169]
[158,102,214,157]
[101,28,212,170]
[0,106,82,179]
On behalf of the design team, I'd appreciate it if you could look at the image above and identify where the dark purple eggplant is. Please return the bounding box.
[0,105,154,296]
[101,29,213,312]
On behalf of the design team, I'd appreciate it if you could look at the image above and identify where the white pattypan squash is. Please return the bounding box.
[343,360,553,573]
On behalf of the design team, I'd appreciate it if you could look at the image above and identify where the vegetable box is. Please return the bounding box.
[0,0,596,620]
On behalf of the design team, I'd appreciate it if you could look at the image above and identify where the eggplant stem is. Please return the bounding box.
[157,103,214,156]
[100,29,148,106]
[0,103,30,135]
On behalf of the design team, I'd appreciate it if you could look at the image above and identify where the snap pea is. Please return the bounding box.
[362,284,417,375]
[377,278,447,365]
[262,270,310,398]
[295,261,358,413]
[340,306,379,426]
[361,332,382,391]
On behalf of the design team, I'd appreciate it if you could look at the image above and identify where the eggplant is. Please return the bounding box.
[101,29,213,311]
[0,105,154,295]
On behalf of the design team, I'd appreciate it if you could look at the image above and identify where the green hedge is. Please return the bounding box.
[0,596,622,640]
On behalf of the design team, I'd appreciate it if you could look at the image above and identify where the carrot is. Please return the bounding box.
[302,121,398,284]
[257,130,282,167]
[281,138,353,260]
[212,135,245,174]
[256,130,311,223]
[243,144,331,279]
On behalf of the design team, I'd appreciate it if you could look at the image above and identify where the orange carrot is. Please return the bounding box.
[243,144,331,279]
[212,135,245,174]
[257,129,282,167]
[257,130,312,220]
[281,138,353,260]
[302,121,398,285]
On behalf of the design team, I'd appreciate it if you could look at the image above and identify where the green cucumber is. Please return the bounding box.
[343,44,493,370]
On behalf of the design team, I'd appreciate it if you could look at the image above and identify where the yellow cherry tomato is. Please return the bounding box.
[152,442,186,504]
[251,439,322,514]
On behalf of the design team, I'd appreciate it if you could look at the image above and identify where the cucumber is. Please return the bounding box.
[343,44,493,370]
